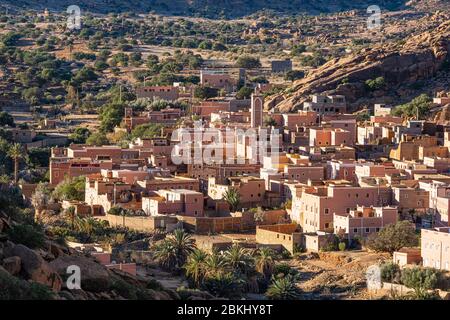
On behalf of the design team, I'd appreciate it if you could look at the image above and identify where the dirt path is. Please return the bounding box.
[287,250,390,300]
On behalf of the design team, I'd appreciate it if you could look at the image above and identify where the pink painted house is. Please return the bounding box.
[142,189,204,217]
[333,206,398,240]
[292,183,392,232]
[421,227,450,271]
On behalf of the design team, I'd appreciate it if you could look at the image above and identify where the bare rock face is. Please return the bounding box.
[434,103,450,123]
[49,255,111,292]
[268,20,450,113]
[11,244,62,291]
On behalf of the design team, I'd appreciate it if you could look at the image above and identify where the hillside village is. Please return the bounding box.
[0,1,450,301]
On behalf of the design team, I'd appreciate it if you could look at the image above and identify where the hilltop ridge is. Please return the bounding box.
[1,0,408,18]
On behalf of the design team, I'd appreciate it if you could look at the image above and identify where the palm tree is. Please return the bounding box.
[255,247,275,280]
[265,276,301,300]
[223,188,240,212]
[202,272,244,299]
[65,206,77,228]
[223,244,253,276]
[153,241,178,271]
[203,250,227,277]
[184,249,208,287]
[154,229,196,271]
[168,229,196,268]
[8,143,23,184]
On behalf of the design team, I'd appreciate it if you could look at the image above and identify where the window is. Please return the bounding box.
[346,208,351,213]
[325,223,329,229]
[365,228,370,233]
[324,208,329,214]
[376,228,380,232]
[353,228,358,233]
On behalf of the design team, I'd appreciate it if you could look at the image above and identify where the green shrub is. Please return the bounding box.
[338,242,346,251]
[380,262,401,283]
[366,221,418,254]
[0,269,55,300]
[401,267,440,299]
[235,55,261,69]
[265,275,301,300]
[112,278,153,300]
[280,249,292,260]
[146,279,164,291]
[365,77,386,91]
[6,224,46,249]
[320,235,339,252]
[273,263,298,277]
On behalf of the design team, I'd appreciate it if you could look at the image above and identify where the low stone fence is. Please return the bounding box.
[98,214,179,232]
[369,282,450,299]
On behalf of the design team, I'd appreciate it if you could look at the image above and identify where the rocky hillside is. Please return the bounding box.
[267,13,450,113]
[0,186,215,300]
[0,212,178,300]
[1,0,407,17]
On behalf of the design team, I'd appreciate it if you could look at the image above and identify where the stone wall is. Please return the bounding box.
[98,214,178,232]
[179,216,244,234]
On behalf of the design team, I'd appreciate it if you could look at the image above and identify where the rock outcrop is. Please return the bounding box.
[0,235,183,300]
[11,244,63,291]
[49,255,112,292]
[268,19,450,113]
